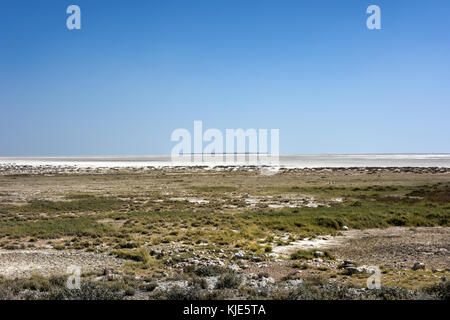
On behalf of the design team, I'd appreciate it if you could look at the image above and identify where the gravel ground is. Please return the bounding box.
[328,227,450,270]
[262,227,449,276]
[0,249,123,278]
[1,227,448,279]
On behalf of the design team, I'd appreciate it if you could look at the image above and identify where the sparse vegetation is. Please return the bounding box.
[0,217,110,239]
[290,249,335,261]
[15,196,127,213]
[215,272,242,289]
[0,168,448,300]
[112,247,155,269]
[193,265,226,277]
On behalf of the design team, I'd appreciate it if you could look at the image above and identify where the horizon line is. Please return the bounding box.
[1,153,450,159]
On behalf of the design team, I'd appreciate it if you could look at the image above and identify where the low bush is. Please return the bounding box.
[215,272,242,289]
[193,265,226,277]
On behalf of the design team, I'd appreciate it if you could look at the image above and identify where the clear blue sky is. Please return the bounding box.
[1,0,449,156]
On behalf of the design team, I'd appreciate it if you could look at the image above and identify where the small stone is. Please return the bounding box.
[412,262,425,271]
[229,264,240,271]
[342,226,349,230]
[345,266,371,274]
[344,260,355,266]
[151,249,163,258]
[257,263,268,268]
[345,267,360,274]
[314,251,324,258]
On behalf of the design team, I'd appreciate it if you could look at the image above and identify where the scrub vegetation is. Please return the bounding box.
[0,168,448,300]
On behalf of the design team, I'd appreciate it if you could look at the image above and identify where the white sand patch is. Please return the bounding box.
[169,197,209,204]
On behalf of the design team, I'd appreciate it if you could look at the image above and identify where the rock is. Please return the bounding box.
[229,264,241,271]
[340,260,357,270]
[412,262,425,271]
[234,252,245,259]
[342,226,349,230]
[345,266,371,274]
[257,263,268,268]
[251,255,262,262]
[345,267,360,274]
[106,274,121,281]
[151,249,163,258]
[249,273,259,280]
[285,279,303,288]
[314,251,324,257]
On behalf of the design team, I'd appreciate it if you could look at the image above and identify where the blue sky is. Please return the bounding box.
[1,0,449,156]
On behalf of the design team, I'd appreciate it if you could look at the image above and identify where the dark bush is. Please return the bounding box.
[215,272,242,289]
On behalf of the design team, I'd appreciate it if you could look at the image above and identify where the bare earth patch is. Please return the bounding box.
[329,227,450,270]
[0,249,123,278]
[274,227,450,270]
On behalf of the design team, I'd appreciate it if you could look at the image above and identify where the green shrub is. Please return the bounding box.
[425,280,450,300]
[112,247,153,268]
[290,249,335,261]
[163,286,203,300]
[45,282,124,300]
[193,265,226,277]
[215,272,242,289]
